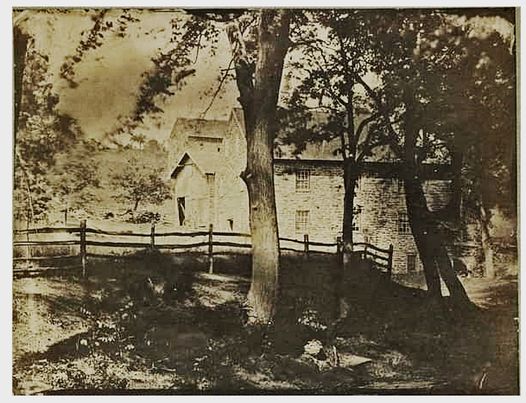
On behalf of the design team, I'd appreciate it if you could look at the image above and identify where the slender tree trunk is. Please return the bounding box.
[331,159,358,326]
[234,10,290,323]
[14,25,32,230]
[479,204,495,278]
[342,160,357,268]
[134,199,140,211]
[14,25,29,141]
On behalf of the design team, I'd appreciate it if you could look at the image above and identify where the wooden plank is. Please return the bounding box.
[212,231,251,238]
[13,227,80,235]
[85,228,151,237]
[85,240,151,248]
[13,265,83,274]
[154,231,209,237]
[86,228,209,237]
[155,242,209,249]
[213,241,252,248]
[80,219,86,277]
[280,247,304,252]
[279,237,307,244]
[365,251,390,262]
[208,224,214,274]
[353,242,391,254]
[13,240,80,246]
[308,240,338,247]
[13,255,79,261]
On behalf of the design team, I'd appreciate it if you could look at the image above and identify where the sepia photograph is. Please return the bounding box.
[11,5,519,395]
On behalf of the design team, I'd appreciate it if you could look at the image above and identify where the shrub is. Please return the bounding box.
[126,211,161,224]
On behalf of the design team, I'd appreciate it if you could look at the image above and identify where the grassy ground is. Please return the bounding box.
[12,252,519,395]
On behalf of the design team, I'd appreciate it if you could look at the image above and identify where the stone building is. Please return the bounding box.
[167,108,457,274]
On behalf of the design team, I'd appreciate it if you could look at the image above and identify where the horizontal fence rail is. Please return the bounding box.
[13,220,394,276]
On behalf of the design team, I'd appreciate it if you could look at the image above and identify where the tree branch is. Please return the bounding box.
[354,73,404,158]
[200,56,235,118]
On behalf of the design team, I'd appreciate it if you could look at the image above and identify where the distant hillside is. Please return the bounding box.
[46,145,176,226]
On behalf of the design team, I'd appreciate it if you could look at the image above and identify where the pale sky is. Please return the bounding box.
[15,9,240,143]
[14,9,514,144]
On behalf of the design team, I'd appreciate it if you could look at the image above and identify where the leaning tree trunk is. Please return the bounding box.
[234,10,290,323]
[403,90,470,304]
[405,162,471,304]
[404,175,443,300]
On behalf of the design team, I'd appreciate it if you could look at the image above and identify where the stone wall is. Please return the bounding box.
[274,162,344,245]
[274,162,454,274]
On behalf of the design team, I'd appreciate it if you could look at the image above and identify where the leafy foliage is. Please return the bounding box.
[107,14,221,141]
[14,41,83,223]
[47,140,102,220]
[111,156,172,213]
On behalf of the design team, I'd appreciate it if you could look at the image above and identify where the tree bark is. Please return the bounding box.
[234,10,290,323]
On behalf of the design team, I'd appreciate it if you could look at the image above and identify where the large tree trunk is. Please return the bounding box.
[234,10,290,323]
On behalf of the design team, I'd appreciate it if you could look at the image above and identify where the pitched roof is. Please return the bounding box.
[171,108,396,163]
[171,151,224,179]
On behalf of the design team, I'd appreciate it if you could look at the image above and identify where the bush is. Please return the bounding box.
[126,211,161,224]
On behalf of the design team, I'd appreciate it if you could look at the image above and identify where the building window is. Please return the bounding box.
[406,254,417,272]
[352,205,362,232]
[398,211,411,234]
[295,210,309,234]
[296,169,310,192]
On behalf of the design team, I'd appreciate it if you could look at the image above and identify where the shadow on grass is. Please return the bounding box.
[13,250,519,395]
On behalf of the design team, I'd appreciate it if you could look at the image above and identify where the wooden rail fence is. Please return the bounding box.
[13,220,393,276]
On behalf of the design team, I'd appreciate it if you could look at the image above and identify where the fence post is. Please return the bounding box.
[25,218,31,269]
[304,234,309,254]
[80,219,87,277]
[387,244,394,278]
[208,224,214,274]
[150,221,156,249]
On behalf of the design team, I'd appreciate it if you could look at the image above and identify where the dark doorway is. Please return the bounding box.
[177,197,186,226]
